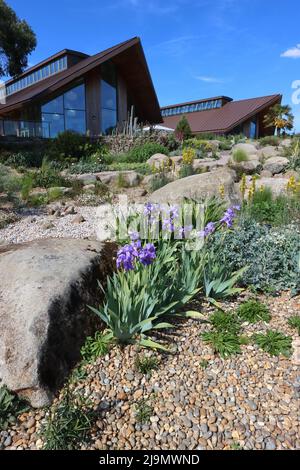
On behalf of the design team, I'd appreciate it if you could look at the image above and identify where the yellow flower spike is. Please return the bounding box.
[182,147,195,165]
[240,173,247,200]
[219,184,225,199]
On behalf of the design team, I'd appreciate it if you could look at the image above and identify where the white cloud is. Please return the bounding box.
[281,44,300,59]
[194,75,224,83]
[149,35,201,57]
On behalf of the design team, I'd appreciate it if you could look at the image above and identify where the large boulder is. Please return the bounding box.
[230,160,262,175]
[147,153,170,170]
[245,176,288,197]
[73,170,140,187]
[149,168,238,204]
[0,239,116,407]
[258,145,281,160]
[263,156,290,175]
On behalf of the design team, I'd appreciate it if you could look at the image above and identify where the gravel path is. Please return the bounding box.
[0,206,99,244]
[1,292,299,450]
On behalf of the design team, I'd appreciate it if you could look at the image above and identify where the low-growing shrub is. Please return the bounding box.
[0,386,29,431]
[209,310,241,334]
[150,173,172,192]
[47,187,64,202]
[107,162,151,174]
[127,142,169,163]
[80,331,113,362]
[135,355,159,375]
[41,388,95,450]
[178,163,194,179]
[5,151,44,168]
[259,136,280,147]
[209,219,300,293]
[236,300,271,323]
[288,316,300,335]
[254,331,292,357]
[68,160,107,175]
[201,331,242,358]
[135,398,153,424]
[49,130,96,161]
[243,188,300,225]
[21,173,34,201]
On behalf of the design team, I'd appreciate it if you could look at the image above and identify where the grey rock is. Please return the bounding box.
[0,239,115,407]
[149,167,238,204]
[263,156,289,175]
[147,153,170,169]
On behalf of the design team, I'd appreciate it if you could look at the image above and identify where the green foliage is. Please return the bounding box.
[80,331,113,362]
[117,172,129,188]
[254,330,292,357]
[134,355,159,375]
[150,173,172,192]
[263,104,294,136]
[179,163,195,179]
[41,388,95,450]
[0,386,29,431]
[199,359,209,369]
[107,162,151,174]
[209,310,241,334]
[209,219,300,293]
[20,173,33,201]
[236,300,271,323]
[127,143,169,163]
[47,187,64,202]
[135,399,153,424]
[0,210,18,229]
[0,164,22,194]
[68,160,106,174]
[243,188,300,226]
[175,115,192,141]
[50,130,94,161]
[232,149,248,163]
[259,136,280,147]
[201,331,242,358]
[89,243,204,350]
[204,260,245,303]
[5,151,44,169]
[283,138,300,171]
[31,160,71,189]
[288,316,300,335]
[94,181,110,199]
[0,0,36,78]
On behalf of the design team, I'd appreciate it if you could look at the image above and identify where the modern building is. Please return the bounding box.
[0,37,162,138]
[161,94,282,138]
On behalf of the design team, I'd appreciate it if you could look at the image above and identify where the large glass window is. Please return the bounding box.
[41,82,86,138]
[250,119,257,139]
[101,62,117,134]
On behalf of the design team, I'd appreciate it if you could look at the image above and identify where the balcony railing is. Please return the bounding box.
[0,119,51,138]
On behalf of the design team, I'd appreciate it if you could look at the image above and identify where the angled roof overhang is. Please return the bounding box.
[0,37,162,124]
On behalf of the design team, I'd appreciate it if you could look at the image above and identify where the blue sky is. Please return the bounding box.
[6,0,300,130]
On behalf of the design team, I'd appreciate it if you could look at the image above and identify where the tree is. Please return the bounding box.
[175,115,192,141]
[0,0,36,78]
[263,104,294,136]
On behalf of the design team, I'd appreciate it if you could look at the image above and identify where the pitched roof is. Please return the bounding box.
[162,94,282,133]
[0,37,162,123]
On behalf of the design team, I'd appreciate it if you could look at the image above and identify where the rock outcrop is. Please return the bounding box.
[0,238,116,407]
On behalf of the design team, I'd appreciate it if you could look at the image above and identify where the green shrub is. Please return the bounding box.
[282,138,300,170]
[232,149,248,163]
[0,210,19,229]
[68,160,107,174]
[209,219,300,293]
[219,140,232,151]
[49,130,94,161]
[28,193,48,207]
[41,388,95,450]
[107,162,151,174]
[209,310,241,334]
[259,136,280,147]
[135,399,153,424]
[201,331,242,358]
[179,163,194,179]
[288,316,300,335]
[175,115,192,141]
[243,188,300,226]
[0,386,29,431]
[254,330,292,357]
[80,331,113,362]
[94,181,110,199]
[150,173,172,192]
[237,300,271,323]
[21,173,34,201]
[135,355,159,375]
[32,160,71,189]
[47,187,64,202]
[6,151,44,168]
[127,143,169,163]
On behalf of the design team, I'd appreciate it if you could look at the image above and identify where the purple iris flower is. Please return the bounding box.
[129,231,140,241]
[116,244,137,271]
[139,243,156,266]
[198,222,216,239]
[178,225,193,237]
[220,206,240,228]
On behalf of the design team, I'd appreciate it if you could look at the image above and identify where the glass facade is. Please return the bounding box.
[41,82,86,138]
[6,56,67,96]
[101,62,117,134]
[161,99,222,117]
[249,118,257,139]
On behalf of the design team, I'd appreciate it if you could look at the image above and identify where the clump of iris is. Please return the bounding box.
[116,231,156,271]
